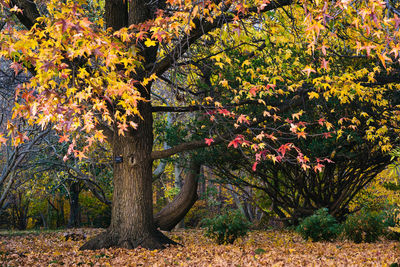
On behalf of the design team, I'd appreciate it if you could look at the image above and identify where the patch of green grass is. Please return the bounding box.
[0,229,62,237]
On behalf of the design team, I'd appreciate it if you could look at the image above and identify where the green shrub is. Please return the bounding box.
[383,205,400,240]
[296,208,342,242]
[202,210,251,244]
[343,209,385,243]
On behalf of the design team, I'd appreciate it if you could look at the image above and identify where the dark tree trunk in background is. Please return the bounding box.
[57,193,65,227]
[40,213,47,228]
[11,192,29,230]
[68,181,81,228]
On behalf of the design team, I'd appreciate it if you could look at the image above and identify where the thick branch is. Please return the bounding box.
[154,160,201,230]
[10,0,41,30]
[152,139,220,160]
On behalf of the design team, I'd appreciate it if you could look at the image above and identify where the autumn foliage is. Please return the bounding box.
[0,229,399,266]
[1,0,400,259]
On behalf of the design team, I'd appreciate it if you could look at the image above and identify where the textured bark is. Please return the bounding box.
[79,0,178,250]
[67,182,81,228]
[154,161,201,231]
[105,0,128,30]
[80,100,177,250]
[9,0,295,251]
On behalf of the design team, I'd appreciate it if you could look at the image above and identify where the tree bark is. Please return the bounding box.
[105,0,128,30]
[67,181,81,228]
[10,0,295,251]
[81,100,177,249]
[154,160,200,231]
[80,0,178,250]
[10,0,41,29]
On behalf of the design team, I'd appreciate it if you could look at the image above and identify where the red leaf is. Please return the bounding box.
[9,62,23,75]
[249,87,258,96]
[205,138,214,146]
[314,163,324,172]
[58,134,70,143]
[252,161,258,171]
[228,135,244,148]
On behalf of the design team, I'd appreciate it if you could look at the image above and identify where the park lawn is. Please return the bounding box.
[0,228,398,266]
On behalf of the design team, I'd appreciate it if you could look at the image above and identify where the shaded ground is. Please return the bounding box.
[0,228,398,266]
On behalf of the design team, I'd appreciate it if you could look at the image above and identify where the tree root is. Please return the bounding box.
[79,229,179,250]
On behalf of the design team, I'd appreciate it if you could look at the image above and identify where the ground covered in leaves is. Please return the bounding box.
[0,228,399,266]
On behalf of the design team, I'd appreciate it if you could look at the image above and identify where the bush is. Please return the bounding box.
[202,209,251,244]
[296,208,342,242]
[343,209,385,243]
[383,205,400,240]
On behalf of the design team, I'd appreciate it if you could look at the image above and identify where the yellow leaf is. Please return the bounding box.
[144,38,156,47]
[308,91,319,99]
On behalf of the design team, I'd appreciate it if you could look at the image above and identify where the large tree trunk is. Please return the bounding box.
[80,93,177,250]
[80,0,178,250]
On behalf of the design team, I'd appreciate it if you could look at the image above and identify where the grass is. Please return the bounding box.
[0,228,64,237]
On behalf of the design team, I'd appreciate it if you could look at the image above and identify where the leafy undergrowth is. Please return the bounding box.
[0,228,399,266]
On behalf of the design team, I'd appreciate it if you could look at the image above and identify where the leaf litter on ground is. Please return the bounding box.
[0,228,399,266]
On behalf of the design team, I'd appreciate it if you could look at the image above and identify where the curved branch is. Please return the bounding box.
[154,160,201,230]
[152,138,222,160]
[152,99,259,112]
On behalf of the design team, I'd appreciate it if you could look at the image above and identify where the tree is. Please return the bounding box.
[1,0,298,249]
[204,81,398,222]
[0,59,51,210]
[2,0,400,250]
[197,12,400,222]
